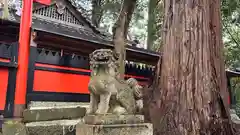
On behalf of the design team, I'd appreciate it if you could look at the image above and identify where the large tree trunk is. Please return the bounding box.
[152,0,234,134]
[112,0,137,78]
[91,0,103,27]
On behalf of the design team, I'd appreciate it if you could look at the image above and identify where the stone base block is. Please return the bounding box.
[84,115,144,125]
[23,107,86,122]
[28,101,89,110]
[26,119,83,135]
[76,123,153,135]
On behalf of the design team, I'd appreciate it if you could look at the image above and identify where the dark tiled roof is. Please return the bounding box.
[32,17,160,58]
[32,17,112,46]
[226,69,240,77]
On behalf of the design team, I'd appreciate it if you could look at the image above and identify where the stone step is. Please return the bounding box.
[84,115,144,125]
[76,123,153,135]
[23,107,86,123]
[26,119,83,135]
[28,101,89,110]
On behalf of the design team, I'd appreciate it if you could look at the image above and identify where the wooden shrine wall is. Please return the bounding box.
[0,65,9,112]
[26,46,153,103]
[0,43,18,117]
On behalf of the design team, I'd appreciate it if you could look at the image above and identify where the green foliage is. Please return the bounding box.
[221,0,240,69]
[223,21,240,68]
[221,0,240,21]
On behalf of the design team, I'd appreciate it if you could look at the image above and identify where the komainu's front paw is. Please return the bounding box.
[95,107,109,115]
[95,109,104,115]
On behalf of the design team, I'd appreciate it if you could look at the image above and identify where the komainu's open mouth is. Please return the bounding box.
[90,49,113,64]
[95,57,110,62]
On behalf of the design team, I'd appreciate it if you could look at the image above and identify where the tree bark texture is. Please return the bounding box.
[91,0,103,27]
[153,0,234,134]
[112,0,137,78]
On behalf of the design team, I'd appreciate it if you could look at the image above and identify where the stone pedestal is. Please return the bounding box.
[76,115,153,135]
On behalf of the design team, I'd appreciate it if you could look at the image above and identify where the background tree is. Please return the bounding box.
[91,0,104,27]
[151,0,234,134]
[112,0,137,78]
[147,0,163,51]
[1,0,9,19]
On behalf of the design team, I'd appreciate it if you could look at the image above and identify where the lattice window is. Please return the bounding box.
[33,4,83,25]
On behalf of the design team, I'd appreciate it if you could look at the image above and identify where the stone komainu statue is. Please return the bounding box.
[87,49,143,115]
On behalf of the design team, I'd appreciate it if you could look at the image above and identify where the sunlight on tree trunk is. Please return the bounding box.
[112,0,137,79]
[152,0,234,134]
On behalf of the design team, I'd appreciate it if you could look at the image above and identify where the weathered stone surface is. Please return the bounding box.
[2,121,27,135]
[23,107,86,122]
[76,123,153,135]
[84,115,144,125]
[88,49,143,115]
[230,109,240,124]
[26,119,83,135]
[28,101,89,110]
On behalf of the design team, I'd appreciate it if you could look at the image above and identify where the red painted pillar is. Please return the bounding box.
[14,0,33,117]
